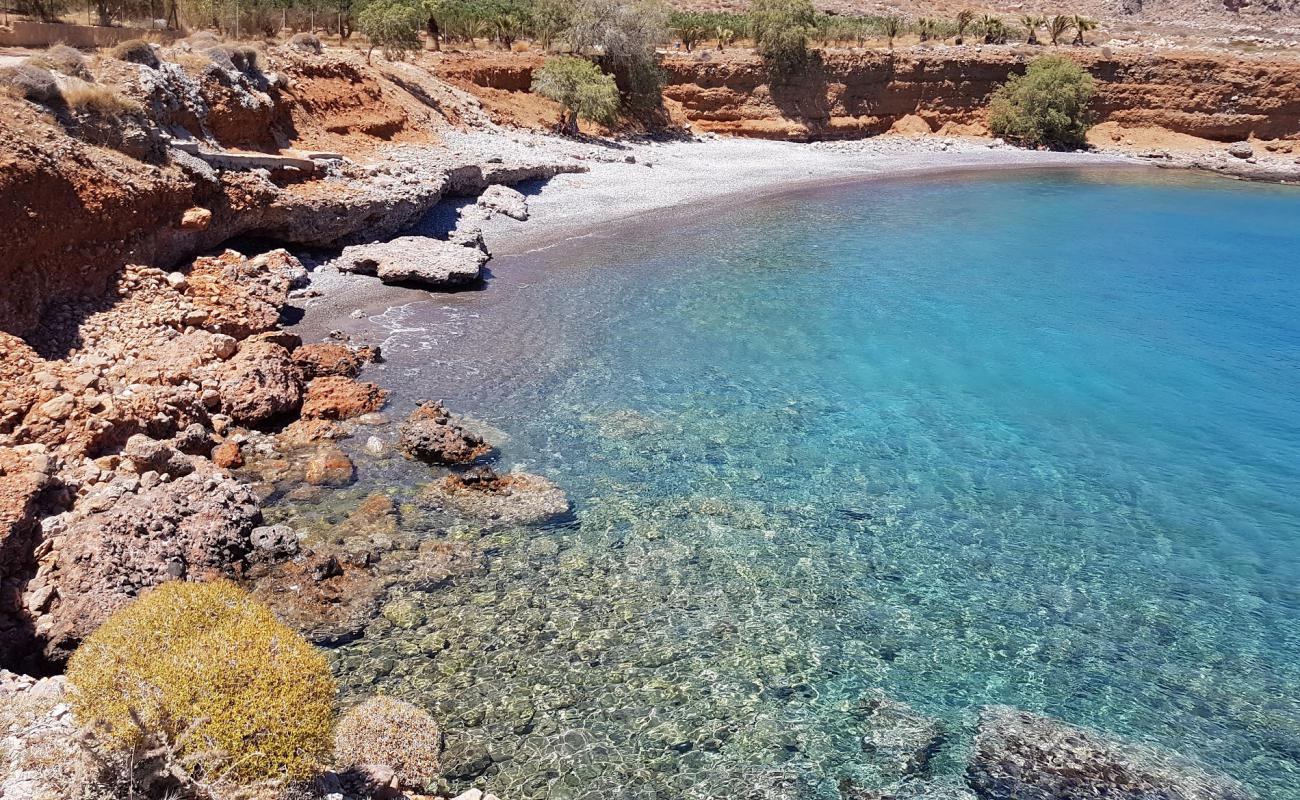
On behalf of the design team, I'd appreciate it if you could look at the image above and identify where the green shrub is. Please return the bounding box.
[566,0,667,111]
[987,54,1095,148]
[358,0,424,63]
[1,64,62,105]
[66,580,337,784]
[25,44,91,80]
[750,0,816,75]
[334,697,442,788]
[531,55,620,134]
[108,39,160,69]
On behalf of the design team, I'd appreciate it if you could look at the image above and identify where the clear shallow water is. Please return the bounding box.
[317,169,1300,799]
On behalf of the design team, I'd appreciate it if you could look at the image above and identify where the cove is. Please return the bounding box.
[318,168,1300,800]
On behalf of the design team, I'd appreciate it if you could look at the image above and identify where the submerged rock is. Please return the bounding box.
[856,690,945,778]
[340,236,488,289]
[399,402,492,465]
[419,467,569,528]
[966,706,1255,800]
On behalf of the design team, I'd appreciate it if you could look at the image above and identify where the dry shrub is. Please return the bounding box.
[0,63,61,105]
[61,80,142,117]
[108,38,161,68]
[334,696,442,789]
[66,580,337,786]
[25,43,91,79]
[208,44,261,75]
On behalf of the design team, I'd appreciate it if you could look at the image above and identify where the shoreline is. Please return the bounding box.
[292,135,1147,335]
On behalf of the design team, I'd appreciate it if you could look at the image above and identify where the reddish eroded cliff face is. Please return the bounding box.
[658,49,1300,142]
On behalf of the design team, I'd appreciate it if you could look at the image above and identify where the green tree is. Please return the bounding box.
[988,54,1095,148]
[530,0,573,50]
[980,13,1007,43]
[567,0,667,110]
[532,54,619,134]
[358,0,424,62]
[881,14,903,49]
[750,0,815,75]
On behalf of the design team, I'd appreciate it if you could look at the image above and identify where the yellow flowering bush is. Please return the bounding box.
[66,580,337,784]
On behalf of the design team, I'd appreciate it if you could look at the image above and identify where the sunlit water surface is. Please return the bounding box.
[300,169,1300,800]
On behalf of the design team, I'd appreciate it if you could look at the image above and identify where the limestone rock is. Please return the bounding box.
[339,236,488,289]
[1227,141,1254,159]
[476,184,529,220]
[398,402,491,465]
[216,339,303,426]
[966,706,1255,800]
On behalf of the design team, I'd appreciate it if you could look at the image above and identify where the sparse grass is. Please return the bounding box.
[25,43,91,79]
[61,81,143,117]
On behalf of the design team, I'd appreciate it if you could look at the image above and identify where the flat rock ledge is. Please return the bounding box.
[420,467,570,528]
[967,706,1255,800]
[339,235,489,289]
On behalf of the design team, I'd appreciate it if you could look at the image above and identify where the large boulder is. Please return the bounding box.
[398,402,491,465]
[39,472,263,662]
[966,706,1255,800]
[301,376,388,421]
[476,184,528,221]
[339,236,488,289]
[856,691,945,778]
[216,338,304,426]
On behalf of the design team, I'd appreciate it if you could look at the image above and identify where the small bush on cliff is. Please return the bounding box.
[334,697,442,789]
[108,39,161,69]
[358,0,425,63]
[0,64,61,105]
[751,0,816,75]
[26,45,92,80]
[988,54,1095,148]
[66,580,337,787]
[567,0,668,112]
[532,55,620,134]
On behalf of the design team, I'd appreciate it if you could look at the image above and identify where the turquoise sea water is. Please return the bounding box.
[322,168,1300,799]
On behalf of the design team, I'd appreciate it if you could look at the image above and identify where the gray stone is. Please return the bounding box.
[250,524,300,560]
[476,184,529,221]
[1227,141,1254,159]
[339,236,488,289]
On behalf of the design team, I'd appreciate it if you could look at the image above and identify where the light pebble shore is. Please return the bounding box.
[444,130,1145,255]
[295,133,1145,329]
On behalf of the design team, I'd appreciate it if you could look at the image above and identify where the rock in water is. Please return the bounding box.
[856,690,945,778]
[966,706,1255,800]
[398,401,492,464]
[339,236,488,289]
[476,184,529,220]
[419,467,569,528]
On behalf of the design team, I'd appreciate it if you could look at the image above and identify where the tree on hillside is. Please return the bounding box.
[1020,14,1045,44]
[750,0,816,75]
[715,23,737,50]
[357,0,423,63]
[988,53,1095,147]
[954,9,975,44]
[568,0,668,109]
[532,55,620,134]
[670,11,709,51]
[980,14,1007,43]
[1071,15,1097,44]
[15,0,71,21]
[1047,14,1071,44]
[881,14,904,50]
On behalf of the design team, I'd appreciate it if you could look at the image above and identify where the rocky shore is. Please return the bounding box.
[0,32,1290,800]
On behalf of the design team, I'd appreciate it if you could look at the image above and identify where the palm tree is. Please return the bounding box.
[881,15,904,50]
[1072,15,1097,45]
[980,14,1006,44]
[1020,14,1045,44]
[954,9,975,44]
[716,25,736,51]
[1048,14,1072,45]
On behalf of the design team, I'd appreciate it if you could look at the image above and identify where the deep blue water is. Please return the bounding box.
[330,168,1300,799]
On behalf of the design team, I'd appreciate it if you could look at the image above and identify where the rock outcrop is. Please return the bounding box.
[399,402,493,465]
[339,235,490,289]
[476,184,529,220]
[301,376,388,421]
[419,467,570,528]
[966,706,1255,800]
[856,691,945,778]
[215,337,304,427]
